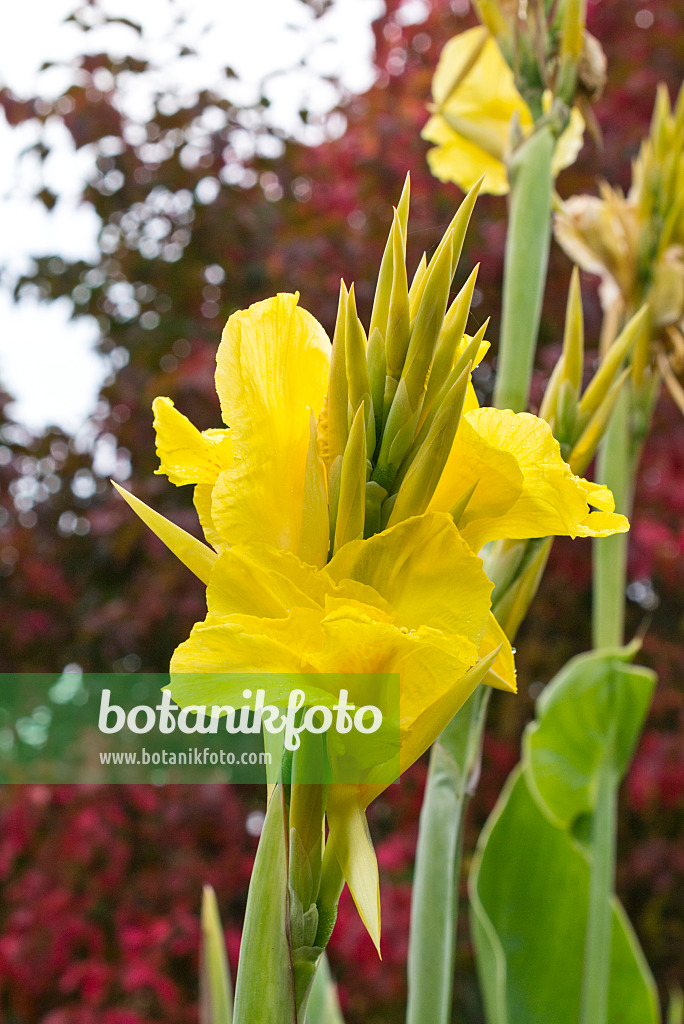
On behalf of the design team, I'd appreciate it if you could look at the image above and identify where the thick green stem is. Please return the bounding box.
[493,125,555,413]
[406,686,490,1024]
[592,386,632,648]
[579,724,618,1024]
[406,124,555,1024]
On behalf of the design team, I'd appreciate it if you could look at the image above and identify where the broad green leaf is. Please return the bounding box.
[305,953,345,1024]
[200,885,233,1024]
[233,788,297,1024]
[524,644,656,828]
[470,768,660,1024]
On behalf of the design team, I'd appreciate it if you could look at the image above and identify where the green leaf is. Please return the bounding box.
[470,768,661,1024]
[200,885,234,1024]
[524,644,656,829]
[233,789,297,1024]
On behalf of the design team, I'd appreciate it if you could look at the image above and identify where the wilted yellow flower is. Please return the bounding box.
[555,83,684,404]
[422,27,585,195]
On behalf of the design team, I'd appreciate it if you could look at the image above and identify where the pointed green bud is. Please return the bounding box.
[396,171,411,246]
[345,284,371,411]
[651,83,672,155]
[631,303,654,388]
[382,374,399,429]
[233,789,297,1024]
[201,886,233,1024]
[408,180,480,320]
[290,742,325,894]
[345,284,376,458]
[491,537,552,640]
[438,178,481,282]
[380,492,397,531]
[538,352,566,429]
[323,280,349,469]
[364,480,388,538]
[372,377,418,491]
[334,404,367,552]
[385,209,411,378]
[560,0,586,61]
[452,319,488,381]
[555,377,579,446]
[449,480,478,527]
[578,305,648,425]
[420,265,480,423]
[408,252,428,318]
[369,174,410,342]
[402,232,454,409]
[300,412,329,569]
[473,0,509,43]
[563,266,584,393]
[557,0,586,101]
[367,326,386,443]
[674,81,684,134]
[569,368,630,475]
[388,362,471,526]
[327,454,343,551]
[288,820,323,1012]
[482,537,527,598]
[658,189,684,254]
[399,325,486,487]
[554,266,585,443]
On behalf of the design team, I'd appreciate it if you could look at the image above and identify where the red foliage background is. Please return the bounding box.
[0,1,682,1020]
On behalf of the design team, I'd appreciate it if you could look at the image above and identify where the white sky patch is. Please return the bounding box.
[0,293,103,433]
[0,0,384,434]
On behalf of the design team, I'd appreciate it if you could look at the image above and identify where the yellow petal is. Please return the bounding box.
[423,29,533,195]
[425,132,511,196]
[435,409,629,550]
[113,482,217,584]
[326,790,381,954]
[193,483,224,552]
[153,396,232,486]
[479,611,517,692]
[326,512,493,644]
[360,646,501,809]
[205,543,394,622]
[299,411,330,568]
[428,414,523,535]
[213,293,331,556]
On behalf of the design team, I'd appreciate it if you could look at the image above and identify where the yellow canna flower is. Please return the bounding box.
[119,184,628,955]
[154,292,331,566]
[428,407,629,552]
[422,27,585,195]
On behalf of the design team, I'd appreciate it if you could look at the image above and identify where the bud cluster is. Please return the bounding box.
[320,176,487,553]
[539,267,649,474]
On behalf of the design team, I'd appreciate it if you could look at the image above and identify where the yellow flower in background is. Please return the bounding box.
[422,26,585,195]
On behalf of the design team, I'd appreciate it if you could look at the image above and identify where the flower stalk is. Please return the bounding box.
[493,124,554,412]
[579,717,618,1024]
